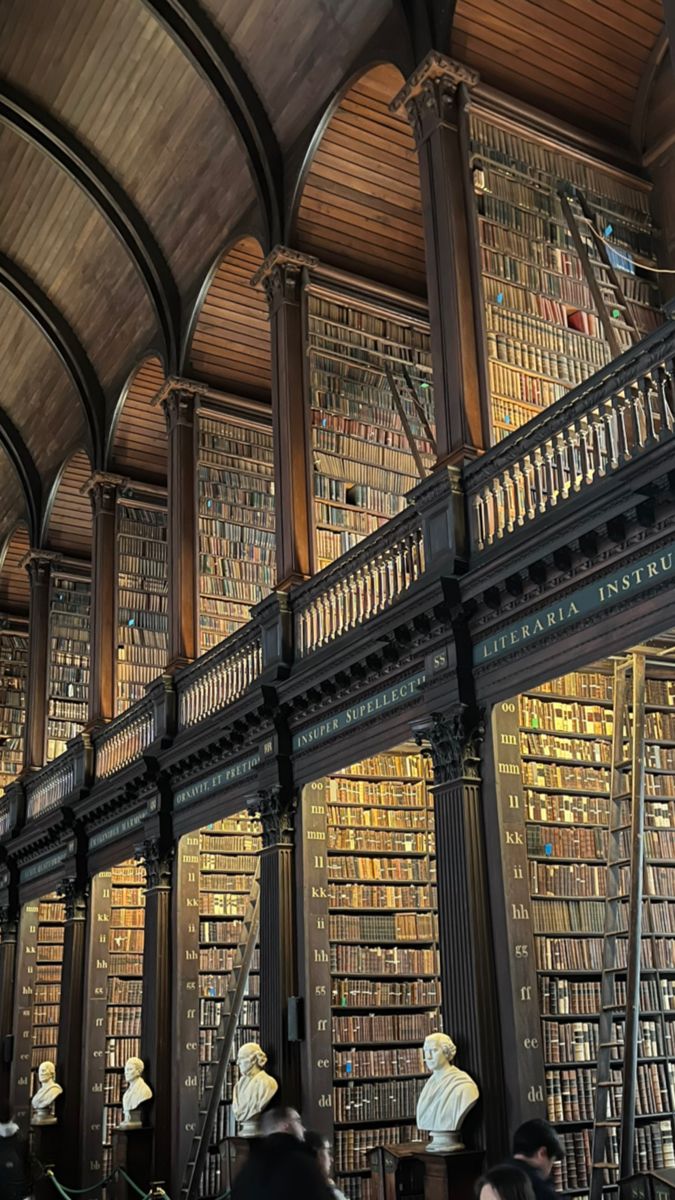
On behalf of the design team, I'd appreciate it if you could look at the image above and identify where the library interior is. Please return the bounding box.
[0,2,675,1199]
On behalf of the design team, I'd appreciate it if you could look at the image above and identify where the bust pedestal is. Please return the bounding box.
[31,1122,62,1200]
[224,1136,252,1188]
[113,1125,153,1200]
[368,1143,484,1200]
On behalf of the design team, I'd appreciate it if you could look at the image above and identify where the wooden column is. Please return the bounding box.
[86,474,121,724]
[248,787,301,1105]
[0,900,18,1108]
[392,54,488,463]
[55,875,88,1187]
[415,706,507,1161]
[23,553,55,770]
[252,247,317,589]
[135,835,173,1179]
[162,388,197,669]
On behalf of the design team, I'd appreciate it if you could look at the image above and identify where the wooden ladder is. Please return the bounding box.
[180,862,261,1200]
[558,186,642,359]
[383,360,436,480]
[589,653,647,1200]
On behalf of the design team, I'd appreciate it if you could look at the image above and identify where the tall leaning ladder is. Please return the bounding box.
[558,186,642,359]
[589,654,647,1200]
[181,862,261,1200]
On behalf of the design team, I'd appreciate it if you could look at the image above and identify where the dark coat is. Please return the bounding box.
[0,1123,32,1200]
[507,1157,560,1200]
[231,1133,333,1200]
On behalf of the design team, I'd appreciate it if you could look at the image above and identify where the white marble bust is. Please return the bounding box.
[118,1057,153,1129]
[416,1033,479,1153]
[232,1043,278,1137]
[31,1061,63,1125]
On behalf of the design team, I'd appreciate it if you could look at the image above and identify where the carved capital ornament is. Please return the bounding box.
[415,705,485,785]
[247,787,297,848]
[250,246,318,315]
[390,52,479,146]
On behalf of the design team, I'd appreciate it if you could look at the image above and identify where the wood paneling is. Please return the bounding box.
[453,0,663,139]
[0,451,27,552]
[294,65,426,295]
[0,292,83,482]
[201,0,391,148]
[188,239,271,398]
[44,449,93,557]
[109,356,167,482]
[0,124,156,396]
[0,524,30,613]
[0,0,250,304]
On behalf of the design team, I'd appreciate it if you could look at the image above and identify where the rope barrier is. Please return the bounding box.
[43,1165,164,1200]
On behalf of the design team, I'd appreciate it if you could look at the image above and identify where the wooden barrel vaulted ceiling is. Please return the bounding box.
[0,0,668,578]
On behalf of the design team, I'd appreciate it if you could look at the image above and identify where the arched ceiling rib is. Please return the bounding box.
[293,64,426,295]
[0,122,157,401]
[0,293,86,494]
[0,453,29,556]
[188,238,270,399]
[0,252,104,464]
[108,356,168,483]
[0,82,181,370]
[0,403,40,546]
[0,524,30,614]
[43,448,93,557]
[139,0,283,244]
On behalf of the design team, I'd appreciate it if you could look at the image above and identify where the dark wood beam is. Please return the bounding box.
[0,409,41,546]
[0,82,181,371]
[400,0,457,59]
[0,253,105,468]
[664,0,675,79]
[631,28,668,152]
[139,0,283,245]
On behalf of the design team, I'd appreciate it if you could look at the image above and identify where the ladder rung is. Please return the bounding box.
[593,1162,619,1170]
[595,1121,621,1128]
[599,1042,623,1049]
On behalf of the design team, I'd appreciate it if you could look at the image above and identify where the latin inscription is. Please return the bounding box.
[477,544,675,663]
[293,672,426,750]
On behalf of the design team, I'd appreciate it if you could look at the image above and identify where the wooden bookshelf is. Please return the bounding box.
[46,572,91,761]
[469,116,663,443]
[12,894,65,1129]
[495,666,675,1199]
[176,813,261,1198]
[302,747,441,1200]
[83,861,145,1181]
[197,411,275,654]
[307,295,436,570]
[116,503,168,715]
[0,627,27,792]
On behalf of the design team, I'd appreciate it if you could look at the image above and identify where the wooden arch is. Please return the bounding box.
[107,355,168,483]
[289,63,426,295]
[0,523,30,614]
[42,449,94,558]
[186,236,271,401]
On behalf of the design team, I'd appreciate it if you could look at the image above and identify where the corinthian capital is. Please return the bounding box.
[413,705,485,785]
[250,246,318,315]
[390,52,479,146]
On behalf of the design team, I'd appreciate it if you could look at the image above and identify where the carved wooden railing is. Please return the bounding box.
[94,700,156,780]
[466,321,675,553]
[0,795,12,837]
[177,622,263,730]
[294,506,425,658]
[26,756,77,820]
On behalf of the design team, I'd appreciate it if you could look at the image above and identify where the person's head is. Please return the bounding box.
[124,1057,144,1083]
[260,1106,304,1141]
[423,1032,457,1072]
[38,1061,55,1084]
[237,1042,267,1076]
[305,1130,333,1179]
[478,1165,537,1200]
[0,1101,13,1125]
[512,1119,563,1179]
